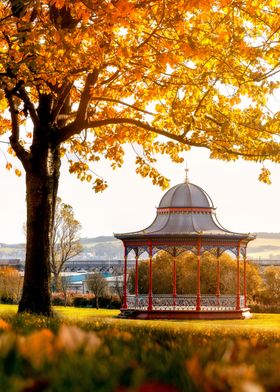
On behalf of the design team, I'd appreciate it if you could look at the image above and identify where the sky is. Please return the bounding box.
[1,145,280,244]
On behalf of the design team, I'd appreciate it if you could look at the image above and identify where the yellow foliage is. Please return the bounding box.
[258,168,271,185]
[0,0,280,189]
[15,169,22,177]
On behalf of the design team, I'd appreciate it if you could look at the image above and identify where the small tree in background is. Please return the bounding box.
[0,267,23,303]
[85,272,109,309]
[50,198,82,291]
[258,266,280,305]
[111,267,124,304]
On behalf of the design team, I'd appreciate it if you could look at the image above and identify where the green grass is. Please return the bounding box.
[0,304,279,391]
[1,304,279,335]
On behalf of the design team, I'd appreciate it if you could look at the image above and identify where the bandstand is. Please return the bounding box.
[114,170,255,319]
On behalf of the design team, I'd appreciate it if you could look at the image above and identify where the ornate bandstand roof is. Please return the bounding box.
[115,170,255,246]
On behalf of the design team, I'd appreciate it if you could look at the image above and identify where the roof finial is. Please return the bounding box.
[185,159,189,183]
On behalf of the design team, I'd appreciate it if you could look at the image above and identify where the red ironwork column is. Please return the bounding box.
[148,242,153,311]
[243,254,247,308]
[216,248,220,306]
[196,239,201,311]
[236,242,241,311]
[173,251,177,307]
[123,244,128,309]
[135,252,139,305]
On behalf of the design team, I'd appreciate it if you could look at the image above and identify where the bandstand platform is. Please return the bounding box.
[115,168,255,320]
[120,294,251,319]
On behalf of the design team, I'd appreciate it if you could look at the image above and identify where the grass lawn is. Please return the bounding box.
[1,304,279,335]
[0,304,279,391]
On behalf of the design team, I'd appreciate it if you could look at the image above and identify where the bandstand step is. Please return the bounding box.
[119,308,252,320]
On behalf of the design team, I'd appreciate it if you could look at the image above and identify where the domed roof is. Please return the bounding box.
[158,182,214,209]
[114,168,255,243]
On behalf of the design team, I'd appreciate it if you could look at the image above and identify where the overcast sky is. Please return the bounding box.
[1,145,280,244]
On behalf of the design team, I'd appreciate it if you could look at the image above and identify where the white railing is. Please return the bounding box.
[126,294,245,311]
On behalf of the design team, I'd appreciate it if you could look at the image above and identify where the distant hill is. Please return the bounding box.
[80,236,115,244]
[0,243,25,249]
[0,233,280,260]
[255,233,280,239]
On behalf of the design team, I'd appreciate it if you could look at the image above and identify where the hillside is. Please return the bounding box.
[0,233,280,260]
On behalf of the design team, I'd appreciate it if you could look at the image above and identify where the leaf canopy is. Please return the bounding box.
[1,0,280,187]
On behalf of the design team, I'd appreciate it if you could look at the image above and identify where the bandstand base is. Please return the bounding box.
[119,308,252,320]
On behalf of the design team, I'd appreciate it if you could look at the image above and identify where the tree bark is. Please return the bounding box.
[18,142,61,315]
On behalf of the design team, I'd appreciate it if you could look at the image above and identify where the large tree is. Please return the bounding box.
[0,0,279,315]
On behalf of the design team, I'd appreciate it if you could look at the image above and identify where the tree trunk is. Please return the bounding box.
[18,144,61,315]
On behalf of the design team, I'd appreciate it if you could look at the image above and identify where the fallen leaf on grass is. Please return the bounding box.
[0,318,11,331]
[57,324,101,354]
[17,329,56,368]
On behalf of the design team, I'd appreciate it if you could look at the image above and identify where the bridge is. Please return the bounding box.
[64,258,280,273]
[251,259,280,266]
[63,259,131,274]
[0,258,279,274]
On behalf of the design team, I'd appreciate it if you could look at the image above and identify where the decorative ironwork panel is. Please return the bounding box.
[151,245,172,256]
[218,246,238,257]
[175,246,197,256]
[126,294,245,311]
[127,295,148,309]
[126,246,149,257]
[151,245,197,257]
[201,245,217,254]
[152,294,175,309]
[240,246,247,258]
[175,295,197,309]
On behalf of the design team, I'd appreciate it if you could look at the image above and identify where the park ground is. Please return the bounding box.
[0,305,279,391]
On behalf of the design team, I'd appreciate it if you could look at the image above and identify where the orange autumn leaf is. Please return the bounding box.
[15,169,22,177]
[17,329,56,368]
[0,319,12,331]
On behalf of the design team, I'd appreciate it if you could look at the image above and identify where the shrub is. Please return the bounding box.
[73,294,95,308]
[249,303,280,314]
[51,292,121,309]
[51,292,67,306]
[51,291,77,306]
[0,267,23,304]
[97,295,121,309]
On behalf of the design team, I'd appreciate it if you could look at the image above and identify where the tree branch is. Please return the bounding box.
[18,86,40,127]
[57,115,278,160]
[137,0,166,49]
[5,90,30,168]
[100,69,120,86]
[57,117,188,145]
[76,69,99,123]
[90,97,156,116]
[51,81,73,122]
